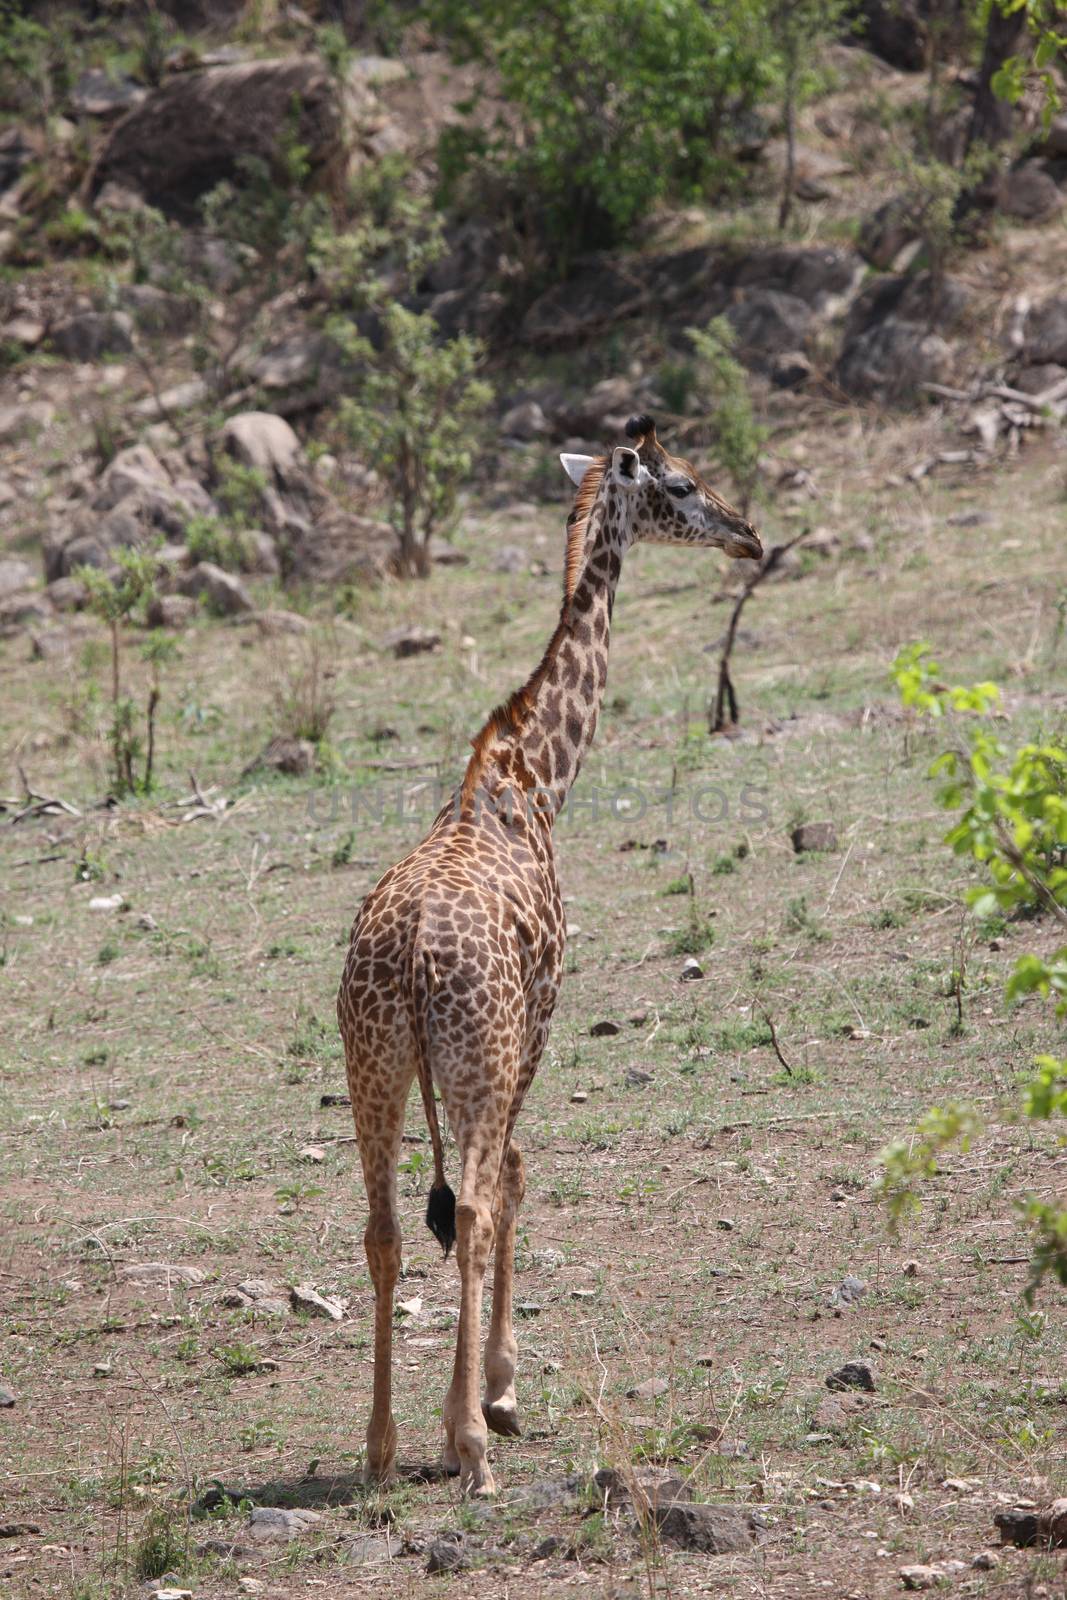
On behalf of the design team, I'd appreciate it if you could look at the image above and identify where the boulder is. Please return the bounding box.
[246,332,340,398]
[726,289,813,371]
[837,319,954,405]
[0,558,35,600]
[117,283,197,335]
[70,70,146,117]
[851,0,927,70]
[46,576,88,612]
[1010,362,1067,395]
[146,593,198,629]
[0,126,35,199]
[220,412,302,483]
[999,159,1063,223]
[89,56,343,214]
[1024,298,1067,366]
[50,311,134,361]
[499,400,548,440]
[844,271,972,344]
[654,1503,764,1553]
[243,735,316,776]
[771,350,814,388]
[729,246,860,310]
[0,401,55,444]
[176,561,254,615]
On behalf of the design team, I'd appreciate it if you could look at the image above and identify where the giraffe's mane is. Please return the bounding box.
[460,456,608,801]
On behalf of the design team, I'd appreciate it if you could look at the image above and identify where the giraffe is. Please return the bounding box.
[337,414,762,1496]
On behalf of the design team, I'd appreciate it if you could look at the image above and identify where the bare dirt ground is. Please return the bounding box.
[1,417,1065,1599]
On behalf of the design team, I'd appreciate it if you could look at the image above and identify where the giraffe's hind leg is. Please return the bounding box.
[349,1057,412,1485]
[482,1140,524,1439]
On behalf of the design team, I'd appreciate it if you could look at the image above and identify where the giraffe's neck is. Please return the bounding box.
[466,484,628,823]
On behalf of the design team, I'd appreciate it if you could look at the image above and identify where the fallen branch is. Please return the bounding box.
[709,529,810,734]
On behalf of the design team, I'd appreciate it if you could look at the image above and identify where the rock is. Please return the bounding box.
[500,400,548,440]
[791,821,837,853]
[1010,362,1067,396]
[0,401,54,443]
[771,350,814,388]
[243,736,316,777]
[902,1258,920,1277]
[247,1506,321,1544]
[1024,298,1067,366]
[1000,160,1063,223]
[137,913,158,931]
[89,894,126,912]
[220,410,302,483]
[680,957,704,981]
[117,283,197,335]
[590,1019,622,1037]
[426,1532,468,1574]
[247,332,340,395]
[627,1376,669,1400]
[223,1278,290,1317]
[250,609,310,637]
[383,626,440,658]
[830,1274,868,1308]
[726,289,813,371]
[31,626,81,661]
[133,378,209,420]
[71,69,147,117]
[493,545,526,574]
[857,198,921,270]
[120,1262,207,1286]
[826,1361,876,1393]
[90,56,343,214]
[0,1385,15,1407]
[854,0,928,70]
[347,1531,403,1565]
[972,1550,999,1570]
[299,1145,326,1163]
[0,126,34,198]
[594,1467,691,1512]
[900,1563,966,1590]
[240,530,281,576]
[846,271,971,341]
[146,594,198,629]
[176,562,254,616]
[290,1284,343,1321]
[730,246,860,310]
[654,1503,763,1553]
[46,577,87,612]
[837,318,954,405]
[50,311,134,361]
[814,1391,872,1431]
[2,315,44,348]
[994,1498,1067,1549]
[0,558,34,599]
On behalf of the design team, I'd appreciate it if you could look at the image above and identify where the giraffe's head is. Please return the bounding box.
[561,414,763,562]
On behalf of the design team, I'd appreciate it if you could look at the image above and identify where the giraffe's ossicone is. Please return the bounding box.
[337,417,762,1496]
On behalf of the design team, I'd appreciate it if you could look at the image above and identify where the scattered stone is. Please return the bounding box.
[590,1019,622,1037]
[695,1352,715,1368]
[117,283,196,335]
[680,957,704,981]
[569,1089,588,1104]
[716,1217,735,1231]
[830,1274,867,1309]
[220,411,302,481]
[900,1562,966,1590]
[0,1521,39,1535]
[771,349,814,388]
[627,1376,669,1401]
[2,315,45,348]
[120,1262,207,1287]
[830,1186,848,1203]
[50,311,134,361]
[133,378,209,420]
[0,1385,16,1407]
[108,1099,131,1112]
[571,1287,597,1301]
[89,894,126,912]
[628,1006,648,1026]
[791,821,838,853]
[826,1361,876,1393]
[137,913,158,932]
[224,1279,290,1317]
[383,625,441,658]
[815,1391,871,1431]
[71,69,146,116]
[994,1498,1067,1549]
[176,562,254,616]
[46,576,88,612]
[290,1284,343,1321]
[320,1092,350,1107]
[625,1067,653,1088]
[93,1361,112,1377]
[515,1302,542,1318]
[1000,160,1063,223]
[247,1505,321,1544]
[299,1144,326,1163]
[654,1502,764,1553]
[971,1550,999,1570]
[426,1532,468,1574]
[347,1530,402,1565]
[902,1259,920,1277]
[594,1467,691,1512]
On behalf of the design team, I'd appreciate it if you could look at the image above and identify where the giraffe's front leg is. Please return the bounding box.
[482,1141,524,1439]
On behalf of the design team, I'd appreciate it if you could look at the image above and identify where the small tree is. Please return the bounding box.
[686,317,767,518]
[765,0,848,231]
[76,547,174,798]
[337,307,491,577]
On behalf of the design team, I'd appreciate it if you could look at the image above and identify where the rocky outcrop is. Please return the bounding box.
[837,319,953,403]
[89,56,343,214]
[43,444,216,580]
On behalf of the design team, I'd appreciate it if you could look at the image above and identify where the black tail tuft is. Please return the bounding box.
[426,1182,457,1257]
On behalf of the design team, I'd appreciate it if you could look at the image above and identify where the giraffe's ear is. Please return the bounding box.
[611,445,641,489]
[560,453,596,487]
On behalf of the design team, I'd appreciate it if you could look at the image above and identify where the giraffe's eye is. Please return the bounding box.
[665,480,693,500]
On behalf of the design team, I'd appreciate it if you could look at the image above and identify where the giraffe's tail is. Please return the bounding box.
[411,942,456,1257]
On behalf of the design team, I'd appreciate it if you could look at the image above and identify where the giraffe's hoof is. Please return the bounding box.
[481,1400,522,1439]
